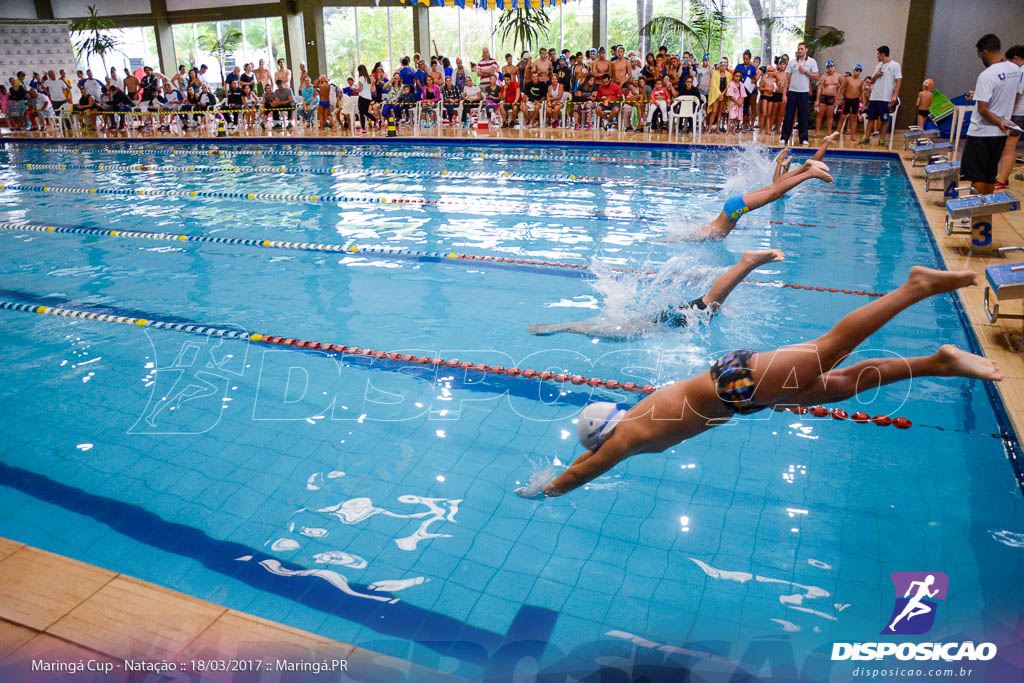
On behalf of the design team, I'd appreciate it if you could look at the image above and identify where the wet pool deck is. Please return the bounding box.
[0,126,1021,678]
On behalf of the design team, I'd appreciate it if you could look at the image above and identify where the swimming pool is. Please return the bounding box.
[0,138,1021,681]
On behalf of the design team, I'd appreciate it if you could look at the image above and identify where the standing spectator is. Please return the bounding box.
[8,75,29,129]
[108,66,123,92]
[475,48,499,82]
[356,64,377,131]
[123,69,140,102]
[816,60,842,134]
[836,65,864,139]
[780,42,818,146]
[736,50,757,129]
[915,78,934,129]
[858,45,902,146]
[996,45,1024,188]
[254,59,272,94]
[42,70,65,112]
[275,59,292,90]
[80,69,104,101]
[961,34,1021,195]
[171,65,188,90]
[697,54,712,97]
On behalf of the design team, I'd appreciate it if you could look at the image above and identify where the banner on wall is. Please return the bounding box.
[0,21,80,99]
[387,0,570,9]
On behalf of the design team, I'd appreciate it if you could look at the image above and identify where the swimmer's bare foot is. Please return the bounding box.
[743,249,785,265]
[906,266,977,296]
[933,344,1003,381]
[823,131,840,144]
[804,159,834,182]
[774,148,789,166]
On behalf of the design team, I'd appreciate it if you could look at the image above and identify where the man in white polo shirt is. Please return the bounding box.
[780,41,818,146]
[996,44,1024,188]
[962,34,1021,195]
[859,45,902,146]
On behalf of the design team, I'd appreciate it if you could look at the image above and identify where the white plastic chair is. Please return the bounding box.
[669,96,703,137]
[339,95,359,134]
[57,102,78,137]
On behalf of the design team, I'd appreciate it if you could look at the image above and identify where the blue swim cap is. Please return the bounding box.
[826,60,835,67]
[703,54,710,60]
[855,63,863,70]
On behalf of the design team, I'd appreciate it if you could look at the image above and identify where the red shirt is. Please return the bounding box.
[501,80,520,103]
[596,82,622,101]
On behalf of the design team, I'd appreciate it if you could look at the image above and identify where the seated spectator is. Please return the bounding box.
[104,84,134,130]
[25,87,54,131]
[441,75,463,126]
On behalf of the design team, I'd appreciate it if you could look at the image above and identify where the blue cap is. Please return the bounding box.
[826,60,835,67]
[854,63,863,70]
[703,54,710,60]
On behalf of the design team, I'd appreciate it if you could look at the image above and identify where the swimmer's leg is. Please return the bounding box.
[700,249,785,308]
[814,131,840,161]
[778,346,1002,407]
[741,160,834,213]
[743,267,983,408]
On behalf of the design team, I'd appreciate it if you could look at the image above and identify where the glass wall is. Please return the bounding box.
[79,26,159,79]
[607,0,639,53]
[323,6,413,83]
[171,17,286,86]
[561,0,594,52]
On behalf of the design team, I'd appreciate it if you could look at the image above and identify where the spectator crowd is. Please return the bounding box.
[0,35,1021,163]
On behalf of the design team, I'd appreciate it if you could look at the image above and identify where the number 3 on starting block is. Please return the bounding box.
[944,181,958,199]
[972,220,993,247]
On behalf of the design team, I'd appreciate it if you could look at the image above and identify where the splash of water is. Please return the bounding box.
[514,459,561,499]
[719,141,778,199]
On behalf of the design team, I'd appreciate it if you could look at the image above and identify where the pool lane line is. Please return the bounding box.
[0,182,848,229]
[5,143,877,185]
[0,220,887,298]
[0,159,860,196]
[0,298,913,430]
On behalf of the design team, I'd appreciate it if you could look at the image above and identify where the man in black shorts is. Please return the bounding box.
[961,34,1021,194]
[527,250,784,339]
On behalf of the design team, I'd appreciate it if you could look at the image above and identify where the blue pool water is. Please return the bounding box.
[0,139,1021,680]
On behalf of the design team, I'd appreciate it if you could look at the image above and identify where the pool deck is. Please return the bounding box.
[0,126,1021,677]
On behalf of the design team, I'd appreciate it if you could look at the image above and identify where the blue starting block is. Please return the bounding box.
[903,127,938,150]
[985,247,1024,323]
[945,191,1021,247]
[912,140,953,166]
[924,160,963,197]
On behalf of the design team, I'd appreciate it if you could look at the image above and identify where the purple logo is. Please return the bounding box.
[882,572,949,635]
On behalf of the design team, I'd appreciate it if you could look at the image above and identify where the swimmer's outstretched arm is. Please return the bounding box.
[700,249,784,308]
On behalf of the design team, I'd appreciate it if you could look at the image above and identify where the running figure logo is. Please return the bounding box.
[882,571,949,635]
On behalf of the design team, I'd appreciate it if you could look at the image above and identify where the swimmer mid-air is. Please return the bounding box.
[660,132,839,242]
[887,574,940,632]
[527,249,784,339]
[517,267,1002,499]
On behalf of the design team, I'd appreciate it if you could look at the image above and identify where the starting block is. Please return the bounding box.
[903,127,938,150]
[912,140,953,166]
[985,247,1024,324]
[945,191,1021,247]
[924,160,962,196]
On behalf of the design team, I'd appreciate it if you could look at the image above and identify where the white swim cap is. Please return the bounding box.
[577,402,625,450]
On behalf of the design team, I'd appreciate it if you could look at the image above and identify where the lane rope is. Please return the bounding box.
[0,181,851,229]
[0,298,912,429]
[0,144,864,196]
[0,220,886,298]
[0,157,859,196]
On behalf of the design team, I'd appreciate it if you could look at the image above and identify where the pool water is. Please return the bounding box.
[0,139,1021,680]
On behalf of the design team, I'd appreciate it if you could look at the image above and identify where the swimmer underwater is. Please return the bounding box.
[517,267,1002,498]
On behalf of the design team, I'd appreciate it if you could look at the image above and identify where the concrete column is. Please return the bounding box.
[34,0,54,20]
[412,5,430,58]
[294,0,325,81]
[284,9,307,82]
[592,0,607,50]
[150,0,177,76]
[897,0,934,129]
